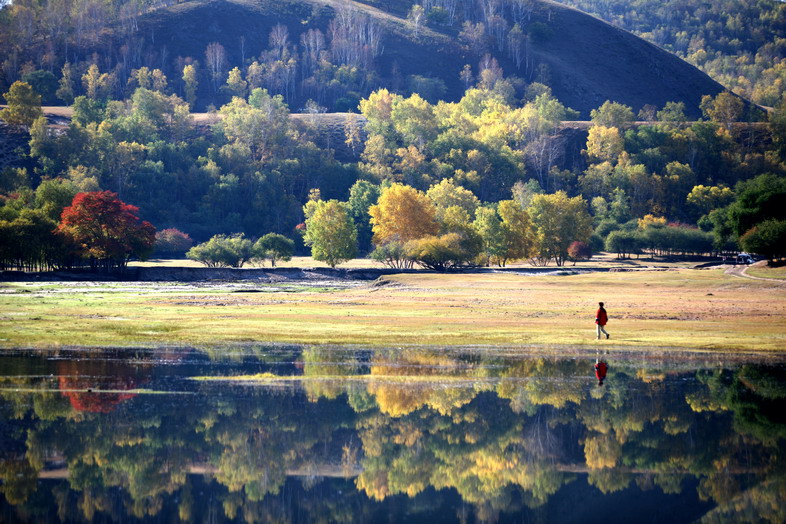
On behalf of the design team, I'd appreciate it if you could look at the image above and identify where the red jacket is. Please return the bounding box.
[595,361,608,380]
[596,307,608,326]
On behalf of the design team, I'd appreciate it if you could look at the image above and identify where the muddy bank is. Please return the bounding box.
[1,266,410,282]
[0,265,642,282]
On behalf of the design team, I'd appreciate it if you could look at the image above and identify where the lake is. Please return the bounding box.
[1,345,784,523]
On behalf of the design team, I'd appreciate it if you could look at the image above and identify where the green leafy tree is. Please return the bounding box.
[303,200,357,268]
[34,177,78,221]
[656,101,687,126]
[21,70,58,104]
[370,241,412,269]
[220,89,290,161]
[605,230,641,259]
[590,101,635,129]
[253,233,294,267]
[473,206,506,266]
[71,96,106,126]
[56,62,76,105]
[347,180,381,254]
[498,199,534,264]
[740,220,786,263]
[182,64,198,110]
[727,174,786,238]
[528,191,593,266]
[0,81,43,127]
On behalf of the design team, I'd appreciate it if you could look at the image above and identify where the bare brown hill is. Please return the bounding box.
[126,0,729,117]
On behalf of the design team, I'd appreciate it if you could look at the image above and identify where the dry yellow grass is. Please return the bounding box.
[2,268,783,351]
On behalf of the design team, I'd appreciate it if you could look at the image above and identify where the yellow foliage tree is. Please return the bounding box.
[426,178,480,220]
[586,125,624,163]
[369,183,439,245]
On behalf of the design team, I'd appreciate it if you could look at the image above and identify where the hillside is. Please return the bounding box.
[557,0,786,108]
[101,0,725,117]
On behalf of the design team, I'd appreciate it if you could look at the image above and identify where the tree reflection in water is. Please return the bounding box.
[0,348,784,523]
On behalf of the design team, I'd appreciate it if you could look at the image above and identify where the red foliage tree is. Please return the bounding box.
[567,241,592,264]
[154,228,193,257]
[57,191,156,269]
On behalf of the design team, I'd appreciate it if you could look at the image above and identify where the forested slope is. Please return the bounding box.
[558,0,786,107]
[0,0,730,116]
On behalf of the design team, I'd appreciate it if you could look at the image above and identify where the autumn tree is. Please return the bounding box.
[369,183,439,245]
[528,191,593,266]
[56,191,156,270]
[585,125,624,163]
[205,42,227,94]
[303,200,358,268]
[154,228,193,258]
[0,81,43,127]
[224,67,247,99]
[700,91,745,131]
[686,185,734,218]
[590,101,635,129]
[219,89,291,161]
[391,93,438,149]
[426,178,480,222]
[182,64,198,109]
[81,64,116,100]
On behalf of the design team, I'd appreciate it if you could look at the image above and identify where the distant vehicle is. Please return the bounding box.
[736,253,754,265]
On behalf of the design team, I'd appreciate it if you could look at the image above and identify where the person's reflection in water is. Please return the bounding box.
[594,358,608,386]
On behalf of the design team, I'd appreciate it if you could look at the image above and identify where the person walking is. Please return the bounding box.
[595,302,609,340]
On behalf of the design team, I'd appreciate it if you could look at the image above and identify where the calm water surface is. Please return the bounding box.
[1,346,784,523]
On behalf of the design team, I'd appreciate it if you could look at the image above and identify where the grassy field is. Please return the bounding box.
[1,268,784,352]
[746,264,786,280]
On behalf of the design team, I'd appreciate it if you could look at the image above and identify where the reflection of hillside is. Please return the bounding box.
[1,351,785,523]
[368,350,490,417]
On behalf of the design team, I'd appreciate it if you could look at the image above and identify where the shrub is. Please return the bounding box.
[568,241,592,264]
[404,233,478,271]
[186,234,252,268]
[371,241,413,269]
[154,228,193,258]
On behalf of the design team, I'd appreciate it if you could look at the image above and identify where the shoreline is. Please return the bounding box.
[0,264,707,283]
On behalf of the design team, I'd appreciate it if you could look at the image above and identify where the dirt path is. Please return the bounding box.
[725,261,785,283]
